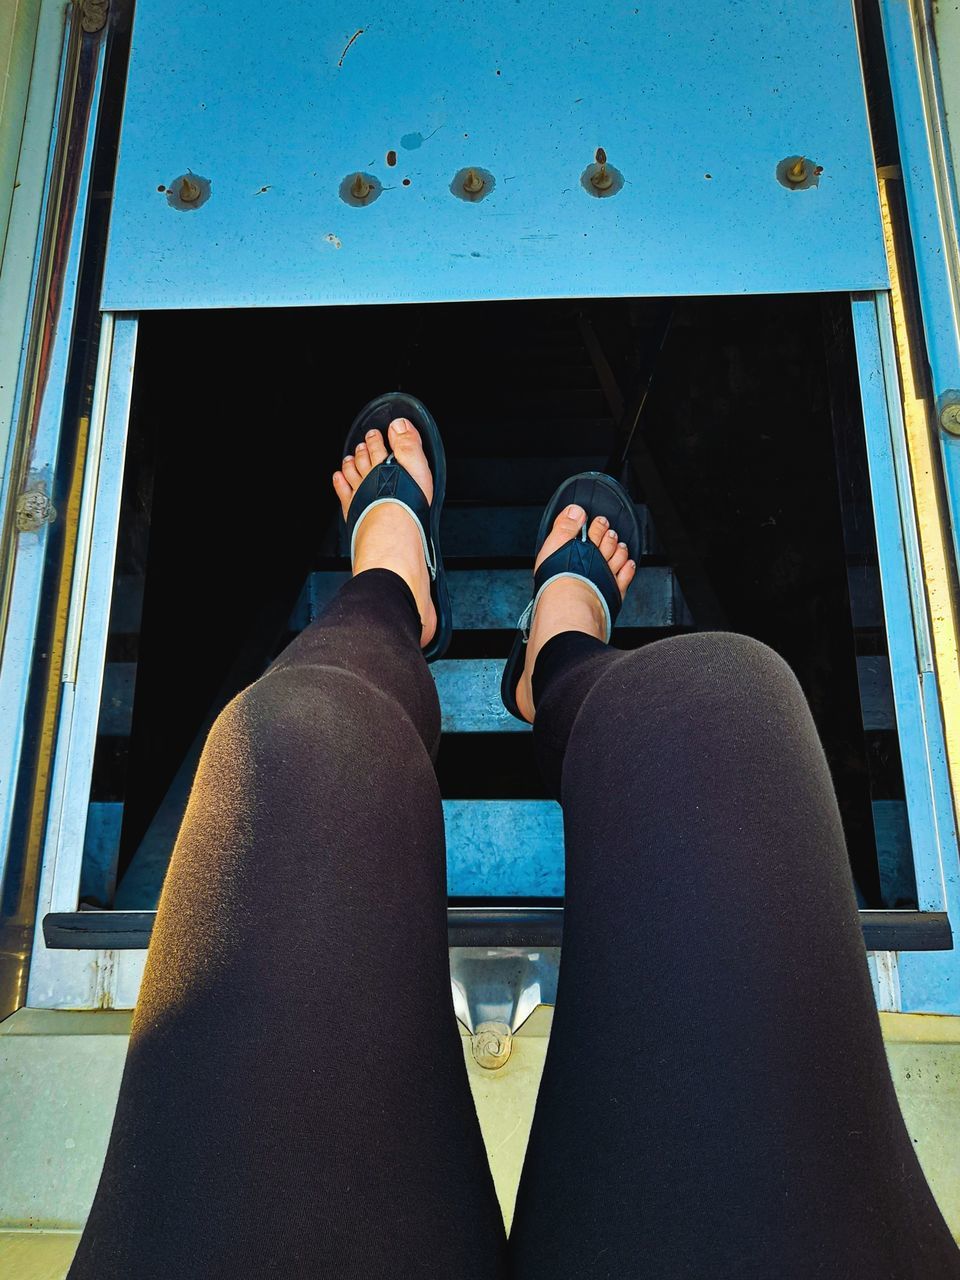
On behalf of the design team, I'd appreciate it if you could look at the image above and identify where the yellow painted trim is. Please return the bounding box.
[877,174,960,835]
[0,1007,132,1035]
[4,412,89,1011]
[880,1010,960,1042]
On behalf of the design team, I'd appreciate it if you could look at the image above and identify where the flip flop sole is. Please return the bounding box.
[342,393,452,662]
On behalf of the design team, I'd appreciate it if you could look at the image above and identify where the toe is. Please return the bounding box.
[332,470,352,513]
[387,416,420,455]
[587,515,609,547]
[534,504,587,572]
[354,440,372,478]
[365,428,388,466]
[615,558,637,595]
[341,455,361,488]
[608,540,630,575]
[598,526,619,562]
[553,504,588,541]
[387,417,434,502]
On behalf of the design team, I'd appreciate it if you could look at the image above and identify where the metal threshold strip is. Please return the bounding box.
[42,908,954,953]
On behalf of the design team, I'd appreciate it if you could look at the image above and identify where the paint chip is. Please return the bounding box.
[324,233,342,249]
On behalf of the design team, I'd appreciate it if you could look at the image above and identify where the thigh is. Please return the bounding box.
[69,664,507,1279]
[510,632,960,1279]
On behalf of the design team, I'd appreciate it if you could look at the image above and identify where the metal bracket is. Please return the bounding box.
[450,946,559,1070]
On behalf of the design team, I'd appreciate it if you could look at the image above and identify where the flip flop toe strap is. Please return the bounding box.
[517,526,622,644]
[348,456,437,580]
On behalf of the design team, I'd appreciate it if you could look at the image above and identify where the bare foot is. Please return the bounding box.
[332,417,438,649]
[515,504,636,723]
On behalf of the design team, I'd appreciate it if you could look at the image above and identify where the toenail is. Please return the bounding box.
[356,442,367,450]
[392,418,408,434]
[344,454,354,462]
[606,529,617,539]
[597,516,609,526]
[619,541,627,548]
[366,429,377,438]
[566,504,584,519]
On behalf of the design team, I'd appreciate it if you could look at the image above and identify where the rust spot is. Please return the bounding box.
[157,184,166,192]
[402,178,411,186]
[386,150,398,167]
[595,146,607,165]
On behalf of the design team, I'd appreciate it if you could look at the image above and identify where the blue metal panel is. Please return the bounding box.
[101,0,887,310]
[851,297,945,910]
[852,295,960,1012]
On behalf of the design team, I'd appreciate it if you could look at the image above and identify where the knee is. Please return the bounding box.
[662,631,800,693]
[205,664,426,781]
[609,630,808,727]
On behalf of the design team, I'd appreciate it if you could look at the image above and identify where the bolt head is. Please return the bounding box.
[472,1021,513,1069]
[940,403,960,435]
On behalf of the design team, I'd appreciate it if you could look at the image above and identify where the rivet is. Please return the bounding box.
[450,166,495,202]
[179,175,202,203]
[777,155,820,191]
[940,402,960,435]
[591,164,614,192]
[472,1021,513,1070]
[339,171,382,206]
[787,157,808,185]
[165,171,212,211]
[581,147,623,198]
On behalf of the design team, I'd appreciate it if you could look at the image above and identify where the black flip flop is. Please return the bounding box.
[500,471,641,721]
[340,392,452,662]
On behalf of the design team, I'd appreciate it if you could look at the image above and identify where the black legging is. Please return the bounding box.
[68,570,960,1279]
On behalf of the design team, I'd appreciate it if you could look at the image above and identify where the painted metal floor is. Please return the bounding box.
[2,1006,959,1277]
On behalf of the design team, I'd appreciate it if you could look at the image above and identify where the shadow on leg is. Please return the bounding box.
[69,660,506,1279]
[511,632,960,1279]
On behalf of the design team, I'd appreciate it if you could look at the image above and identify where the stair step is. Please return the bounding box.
[100,651,898,743]
[299,567,686,630]
[440,504,650,559]
[434,660,528,733]
[108,794,913,907]
[447,456,607,503]
[857,655,895,732]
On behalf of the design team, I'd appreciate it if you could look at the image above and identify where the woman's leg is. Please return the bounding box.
[69,421,507,1279]
[509,623,960,1278]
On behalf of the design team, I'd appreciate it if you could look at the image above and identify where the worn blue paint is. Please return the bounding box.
[102,0,886,310]
[433,660,529,733]
[79,802,123,905]
[101,795,911,907]
[302,566,682,630]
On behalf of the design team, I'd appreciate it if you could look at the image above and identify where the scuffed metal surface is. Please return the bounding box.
[101,0,887,309]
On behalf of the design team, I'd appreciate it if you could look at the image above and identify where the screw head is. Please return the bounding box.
[472,1022,513,1070]
[787,157,808,184]
[462,169,485,194]
[940,402,960,435]
[179,175,202,203]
